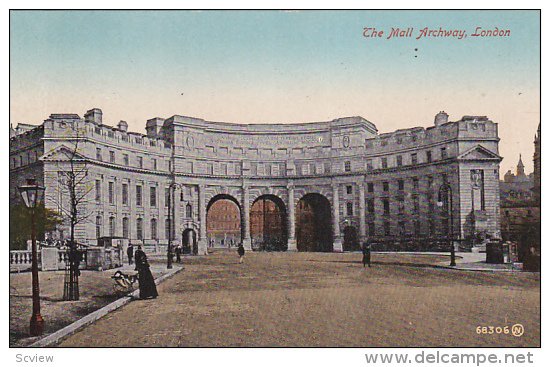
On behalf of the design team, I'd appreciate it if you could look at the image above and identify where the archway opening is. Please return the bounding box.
[296,193,333,252]
[250,195,288,251]
[182,228,197,255]
[206,194,241,249]
[343,226,360,252]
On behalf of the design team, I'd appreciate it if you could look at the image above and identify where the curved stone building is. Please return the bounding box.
[10,108,502,254]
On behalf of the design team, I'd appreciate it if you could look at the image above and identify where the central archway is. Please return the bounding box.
[296,193,333,252]
[250,194,288,251]
[206,194,241,248]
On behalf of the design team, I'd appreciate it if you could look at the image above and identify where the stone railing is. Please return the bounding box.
[10,250,36,272]
[10,247,122,272]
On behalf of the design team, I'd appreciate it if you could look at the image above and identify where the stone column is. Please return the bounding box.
[332,184,343,252]
[287,184,297,251]
[241,185,252,250]
[358,182,366,242]
[197,184,208,255]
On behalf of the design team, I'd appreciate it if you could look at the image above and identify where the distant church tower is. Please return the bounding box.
[533,123,541,203]
[516,154,526,177]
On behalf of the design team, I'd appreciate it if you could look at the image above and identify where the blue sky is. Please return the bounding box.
[10,10,540,174]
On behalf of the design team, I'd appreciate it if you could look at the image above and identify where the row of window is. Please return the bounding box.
[96,215,175,240]
[95,180,193,216]
[96,148,172,171]
[364,147,448,171]
[11,150,40,168]
[366,217,448,237]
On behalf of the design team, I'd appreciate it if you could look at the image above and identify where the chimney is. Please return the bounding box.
[84,108,103,125]
[117,120,128,132]
[434,111,449,126]
[146,118,165,138]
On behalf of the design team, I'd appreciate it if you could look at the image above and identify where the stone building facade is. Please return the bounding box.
[9,108,502,254]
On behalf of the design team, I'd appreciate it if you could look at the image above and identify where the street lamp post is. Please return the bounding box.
[18,178,46,336]
[437,182,456,267]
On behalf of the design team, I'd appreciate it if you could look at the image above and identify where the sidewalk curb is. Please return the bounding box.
[435,264,523,273]
[30,266,184,348]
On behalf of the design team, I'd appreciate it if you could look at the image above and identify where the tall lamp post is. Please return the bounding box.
[437,182,456,267]
[18,179,46,336]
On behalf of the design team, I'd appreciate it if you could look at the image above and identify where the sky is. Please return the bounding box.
[10,10,540,175]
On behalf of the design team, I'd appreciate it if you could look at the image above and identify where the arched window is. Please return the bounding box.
[186,203,192,218]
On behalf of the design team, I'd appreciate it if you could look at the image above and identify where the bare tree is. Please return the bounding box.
[45,120,94,300]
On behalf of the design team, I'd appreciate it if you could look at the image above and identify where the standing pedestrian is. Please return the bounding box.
[127,243,134,265]
[134,245,158,299]
[175,245,182,263]
[362,241,371,268]
[237,243,245,264]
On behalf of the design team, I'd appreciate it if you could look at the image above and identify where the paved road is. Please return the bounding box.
[58,251,540,347]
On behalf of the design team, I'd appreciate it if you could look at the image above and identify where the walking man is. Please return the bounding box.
[175,245,182,263]
[362,241,371,268]
[237,243,245,264]
[127,243,134,265]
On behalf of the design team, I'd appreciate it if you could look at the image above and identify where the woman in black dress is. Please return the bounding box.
[134,246,158,299]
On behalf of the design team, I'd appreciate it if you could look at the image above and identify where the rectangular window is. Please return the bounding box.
[367,183,374,193]
[152,158,157,170]
[346,202,353,216]
[167,160,172,172]
[221,163,228,175]
[384,221,391,236]
[324,161,331,174]
[367,199,375,213]
[109,217,115,237]
[165,188,170,207]
[397,195,405,214]
[122,217,129,238]
[207,163,214,175]
[383,198,390,215]
[441,147,448,159]
[368,222,375,236]
[165,218,171,240]
[136,185,142,206]
[381,157,388,169]
[383,182,389,192]
[109,151,115,163]
[398,180,405,190]
[96,148,102,161]
[235,164,242,175]
[95,180,101,202]
[122,184,128,205]
[136,218,143,240]
[346,185,353,195]
[108,182,114,204]
[95,216,102,238]
[413,177,419,190]
[396,155,403,167]
[427,176,433,188]
[366,159,373,171]
[150,186,157,207]
[151,219,157,240]
[123,154,129,166]
[413,195,419,213]
[138,156,143,168]
[426,150,432,163]
[344,161,351,172]
[411,153,418,165]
